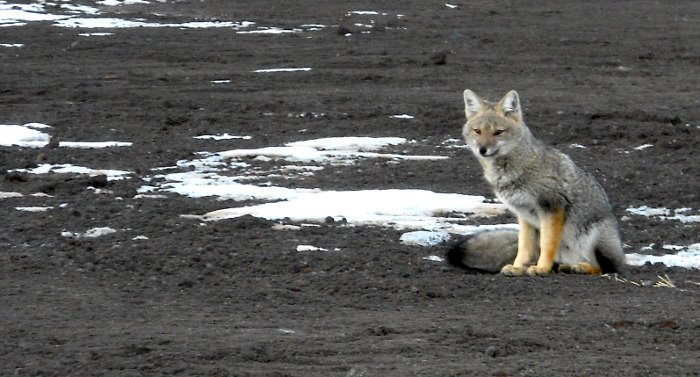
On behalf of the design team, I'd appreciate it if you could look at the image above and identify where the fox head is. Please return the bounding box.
[462,89,528,159]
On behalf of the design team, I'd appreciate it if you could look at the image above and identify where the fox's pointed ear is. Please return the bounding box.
[463,89,484,119]
[498,90,522,120]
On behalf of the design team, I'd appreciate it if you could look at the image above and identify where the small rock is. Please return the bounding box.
[46,138,60,149]
[430,51,448,65]
[485,345,505,358]
[337,25,352,35]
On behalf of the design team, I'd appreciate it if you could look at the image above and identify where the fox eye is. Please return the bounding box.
[493,129,506,136]
[472,128,481,135]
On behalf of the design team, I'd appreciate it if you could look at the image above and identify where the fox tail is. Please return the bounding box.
[445,229,518,273]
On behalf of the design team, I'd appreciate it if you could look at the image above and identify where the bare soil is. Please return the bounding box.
[1,1,698,376]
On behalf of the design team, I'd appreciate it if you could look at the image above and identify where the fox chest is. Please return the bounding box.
[495,190,542,227]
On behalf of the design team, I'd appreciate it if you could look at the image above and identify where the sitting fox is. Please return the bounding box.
[447,90,627,276]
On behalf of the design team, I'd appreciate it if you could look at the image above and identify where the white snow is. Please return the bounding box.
[626,244,700,269]
[62,227,118,239]
[627,206,700,223]
[348,11,384,16]
[237,27,299,34]
[401,231,451,246]
[15,206,53,212]
[217,137,445,163]
[0,124,51,147]
[0,191,23,199]
[12,164,132,181]
[296,245,327,252]
[59,141,133,148]
[0,3,71,24]
[423,255,445,262]
[0,124,131,149]
[202,189,507,231]
[633,144,654,151]
[79,32,113,37]
[193,134,252,141]
[54,18,239,29]
[0,2,257,30]
[253,68,312,73]
[97,0,150,5]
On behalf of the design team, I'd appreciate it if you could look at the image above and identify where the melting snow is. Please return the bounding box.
[97,0,150,5]
[633,144,654,151]
[193,134,252,141]
[296,245,328,252]
[0,191,24,199]
[15,206,53,212]
[12,164,132,181]
[253,68,312,73]
[423,255,445,262]
[401,231,451,246]
[627,206,700,223]
[0,124,131,148]
[626,244,700,269]
[62,227,118,239]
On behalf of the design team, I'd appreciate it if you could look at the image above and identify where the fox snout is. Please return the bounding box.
[477,145,497,157]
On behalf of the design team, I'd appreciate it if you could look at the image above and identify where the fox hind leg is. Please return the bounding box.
[557,262,602,275]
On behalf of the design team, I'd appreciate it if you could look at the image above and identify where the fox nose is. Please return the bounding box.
[479,146,488,156]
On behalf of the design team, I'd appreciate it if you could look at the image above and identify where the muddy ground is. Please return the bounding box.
[1,1,698,376]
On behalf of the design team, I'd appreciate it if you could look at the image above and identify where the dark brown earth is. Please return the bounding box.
[1,1,699,376]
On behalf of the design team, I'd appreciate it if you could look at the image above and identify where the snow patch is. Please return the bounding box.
[400,231,451,246]
[627,206,700,223]
[12,164,132,181]
[633,144,654,151]
[62,227,118,239]
[296,245,328,252]
[626,244,700,269]
[15,206,53,212]
[423,255,445,262]
[193,134,252,141]
[0,124,131,148]
[0,191,23,199]
[253,68,312,73]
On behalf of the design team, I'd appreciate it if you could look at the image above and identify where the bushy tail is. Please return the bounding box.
[445,230,518,273]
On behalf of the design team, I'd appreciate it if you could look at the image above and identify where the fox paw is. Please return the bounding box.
[526,265,551,277]
[501,264,527,276]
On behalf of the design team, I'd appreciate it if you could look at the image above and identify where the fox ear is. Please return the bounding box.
[463,89,484,119]
[499,90,522,120]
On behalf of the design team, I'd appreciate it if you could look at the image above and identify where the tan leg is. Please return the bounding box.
[501,217,538,276]
[527,207,565,277]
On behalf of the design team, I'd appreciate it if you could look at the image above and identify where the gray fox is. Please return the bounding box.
[447,90,627,276]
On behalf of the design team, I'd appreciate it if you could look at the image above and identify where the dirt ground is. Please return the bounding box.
[1,1,698,376]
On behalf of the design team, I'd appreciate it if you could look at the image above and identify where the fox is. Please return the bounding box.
[446,89,627,276]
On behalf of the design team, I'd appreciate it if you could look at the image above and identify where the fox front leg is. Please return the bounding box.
[501,217,538,276]
[527,207,565,277]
